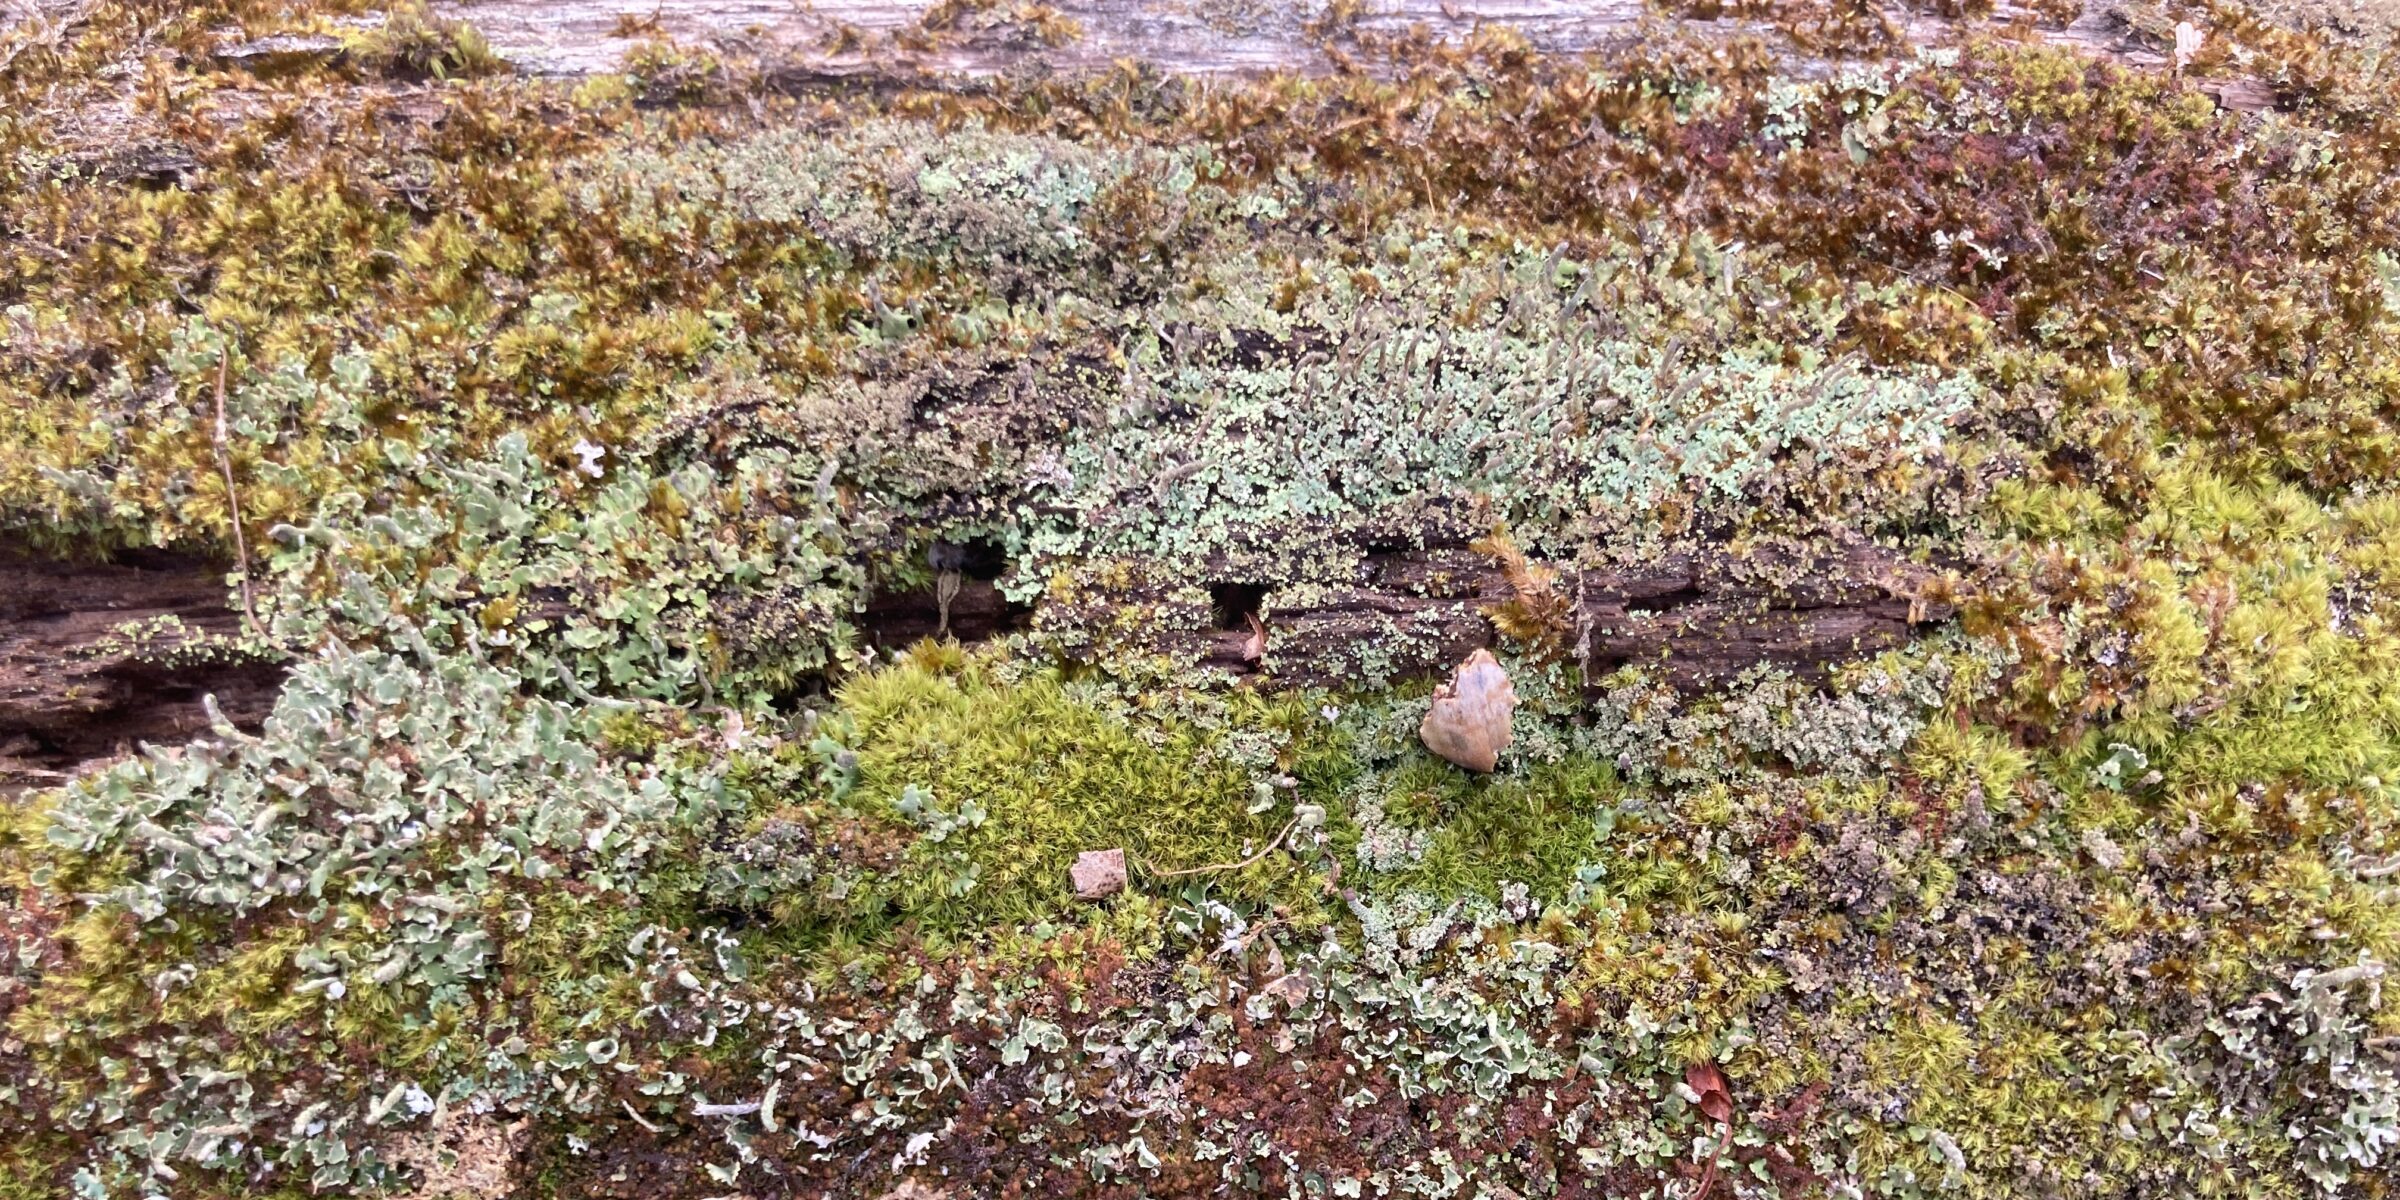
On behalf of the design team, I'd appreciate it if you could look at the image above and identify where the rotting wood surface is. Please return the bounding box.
[865,536,1952,691]
[0,551,282,791]
[0,526,1940,788]
[1190,538,1952,690]
[435,0,2175,81]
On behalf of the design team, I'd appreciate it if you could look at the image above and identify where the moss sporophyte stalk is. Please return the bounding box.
[1,1,2397,1196]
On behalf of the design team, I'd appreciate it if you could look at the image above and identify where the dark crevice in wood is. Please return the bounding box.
[935,536,1012,582]
[1621,584,1709,615]
[1207,582,1269,632]
[860,578,1033,650]
[1167,537,1952,691]
[0,549,285,791]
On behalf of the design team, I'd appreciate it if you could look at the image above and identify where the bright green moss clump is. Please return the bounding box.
[833,647,1320,930]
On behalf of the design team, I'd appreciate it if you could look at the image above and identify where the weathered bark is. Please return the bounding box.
[0,529,1939,787]
[0,551,283,790]
[436,0,2171,81]
[864,535,1950,690]
[1197,537,1949,690]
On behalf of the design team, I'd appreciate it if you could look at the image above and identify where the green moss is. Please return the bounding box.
[834,647,1318,931]
[1331,754,1622,903]
[341,2,504,81]
[0,1135,76,1200]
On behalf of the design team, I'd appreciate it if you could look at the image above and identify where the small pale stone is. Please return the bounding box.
[1419,649,1516,772]
[1071,848,1127,899]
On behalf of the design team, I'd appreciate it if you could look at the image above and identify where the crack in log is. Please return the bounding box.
[1186,538,1950,689]
[0,551,283,791]
[862,578,1032,649]
[0,531,1948,788]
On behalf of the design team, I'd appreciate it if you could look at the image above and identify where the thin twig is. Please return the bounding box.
[935,568,961,638]
[210,353,262,638]
[1140,815,1301,881]
[1690,1123,1734,1199]
[553,663,638,711]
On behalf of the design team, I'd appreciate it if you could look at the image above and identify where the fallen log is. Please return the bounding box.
[435,0,2160,81]
[858,531,1951,690]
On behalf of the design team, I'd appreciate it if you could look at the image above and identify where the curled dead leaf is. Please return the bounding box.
[1686,1060,1734,1125]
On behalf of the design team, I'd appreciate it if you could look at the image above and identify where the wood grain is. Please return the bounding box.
[434,0,2153,81]
[0,551,282,789]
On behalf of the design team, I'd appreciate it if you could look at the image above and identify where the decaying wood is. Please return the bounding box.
[863,534,1951,690]
[863,577,1024,649]
[435,0,2166,82]
[0,550,283,790]
[0,0,2043,787]
[1188,537,1948,690]
[0,528,1937,788]
[1238,540,1948,691]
